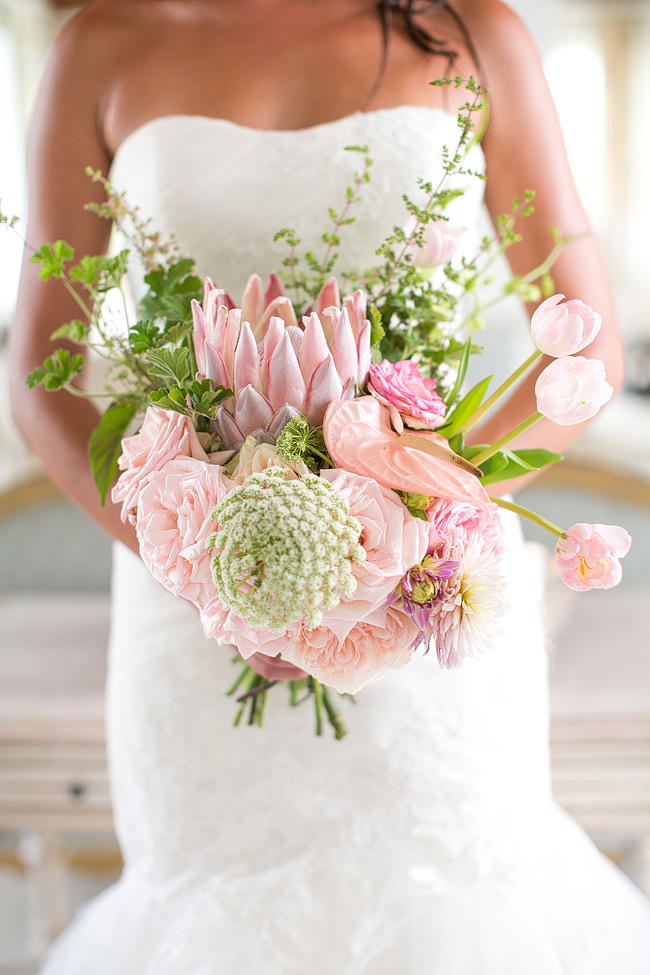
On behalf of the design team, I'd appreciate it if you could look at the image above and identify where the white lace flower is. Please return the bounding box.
[429,531,506,668]
[210,467,365,630]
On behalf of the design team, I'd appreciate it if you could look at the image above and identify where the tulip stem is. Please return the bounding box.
[458,349,543,434]
[470,412,543,466]
[490,496,566,538]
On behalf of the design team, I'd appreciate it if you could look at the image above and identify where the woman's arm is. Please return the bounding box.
[8,9,138,552]
[463,1,625,494]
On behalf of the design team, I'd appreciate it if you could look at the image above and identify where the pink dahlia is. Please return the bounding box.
[425,531,506,668]
[427,497,504,557]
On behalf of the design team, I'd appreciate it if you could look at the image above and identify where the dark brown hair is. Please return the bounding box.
[374,1,481,84]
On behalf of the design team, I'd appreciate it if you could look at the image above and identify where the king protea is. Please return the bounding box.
[191,274,371,449]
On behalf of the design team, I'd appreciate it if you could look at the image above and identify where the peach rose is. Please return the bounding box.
[112,406,210,523]
[135,456,232,608]
[229,437,311,485]
[318,468,429,639]
[278,603,420,694]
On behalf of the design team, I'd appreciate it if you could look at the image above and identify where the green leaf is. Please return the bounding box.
[368,304,385,348]
[443,338,472,407]
[50,320,89,343]
[148,387,191,415]
[439,376,492,437]
[25,366,46,389]
[30,240,74,279]
[144,347,191,387]
[461,445,563,487]
[128,320,161,353]
[88,399,139,506]
[26,349,84,391]
[69,250,129,292]
[163,320,193,346]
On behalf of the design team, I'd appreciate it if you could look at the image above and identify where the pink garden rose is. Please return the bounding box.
[531,294,601,357]
[318,468,430,639]
[135,456,232,608]
[112,406,211,523]
[535,356,613,425]
[555,523,631,592]
[278,602,421,694]
[367,359,446,431]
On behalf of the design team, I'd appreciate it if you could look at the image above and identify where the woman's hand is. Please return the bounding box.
[245,653,307,682]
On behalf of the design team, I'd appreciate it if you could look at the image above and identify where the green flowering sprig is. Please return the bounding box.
[1,183,225,504]
[275,416,332,472]
[273,143,373,309]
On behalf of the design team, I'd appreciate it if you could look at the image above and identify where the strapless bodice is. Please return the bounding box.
[109,106,485,298]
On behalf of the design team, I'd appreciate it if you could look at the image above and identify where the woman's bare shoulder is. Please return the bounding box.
[452,0,540,71]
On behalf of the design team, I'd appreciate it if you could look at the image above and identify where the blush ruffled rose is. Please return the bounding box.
[135,456,232,608]
[555,523,631,592]
[112,406,211,523]
[277,602,421,694]
[367,359,446,431]
[318,468,430,639]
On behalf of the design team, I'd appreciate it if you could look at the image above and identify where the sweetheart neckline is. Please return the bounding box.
[110,105,483,173]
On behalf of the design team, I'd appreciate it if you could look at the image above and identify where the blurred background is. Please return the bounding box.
[0,0,649,972]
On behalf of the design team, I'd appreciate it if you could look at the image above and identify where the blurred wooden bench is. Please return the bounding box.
[0,594,115,955]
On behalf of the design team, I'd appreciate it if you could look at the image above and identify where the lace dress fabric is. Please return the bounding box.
[41,107,650,974]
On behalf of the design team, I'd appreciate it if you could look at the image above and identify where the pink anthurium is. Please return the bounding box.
[323,396,490,508]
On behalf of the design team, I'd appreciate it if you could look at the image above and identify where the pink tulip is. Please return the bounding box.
[555,523,631,591]
[404,215,463,267]
[535,356,613,425]
[191,275,372,450]
[531,294,602,357]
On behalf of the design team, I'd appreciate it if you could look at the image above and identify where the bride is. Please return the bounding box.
[9,1,650,972]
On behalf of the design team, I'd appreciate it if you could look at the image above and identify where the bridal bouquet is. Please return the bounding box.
[5,79,631,738]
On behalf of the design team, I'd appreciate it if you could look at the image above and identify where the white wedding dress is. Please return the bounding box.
[42,107,650,974]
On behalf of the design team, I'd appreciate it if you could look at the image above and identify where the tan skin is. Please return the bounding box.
[9,0,624,680]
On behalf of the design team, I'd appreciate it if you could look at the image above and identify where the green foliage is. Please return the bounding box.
[397,492,432,521]
[30,241,74,280]
[139,258,202,323]
[149,379,231,421]
[144,347,191,387]
[275,417,331,472]
[25,348,84,391]
[69,250,129,293]
[128,320,161,353]
[461,444,563,486]
[50,320,89,344]
[438,376,492,438]
[88,399,139,505]
[443,339,473,407]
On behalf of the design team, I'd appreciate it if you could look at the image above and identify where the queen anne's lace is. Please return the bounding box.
[209,468,365,630]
